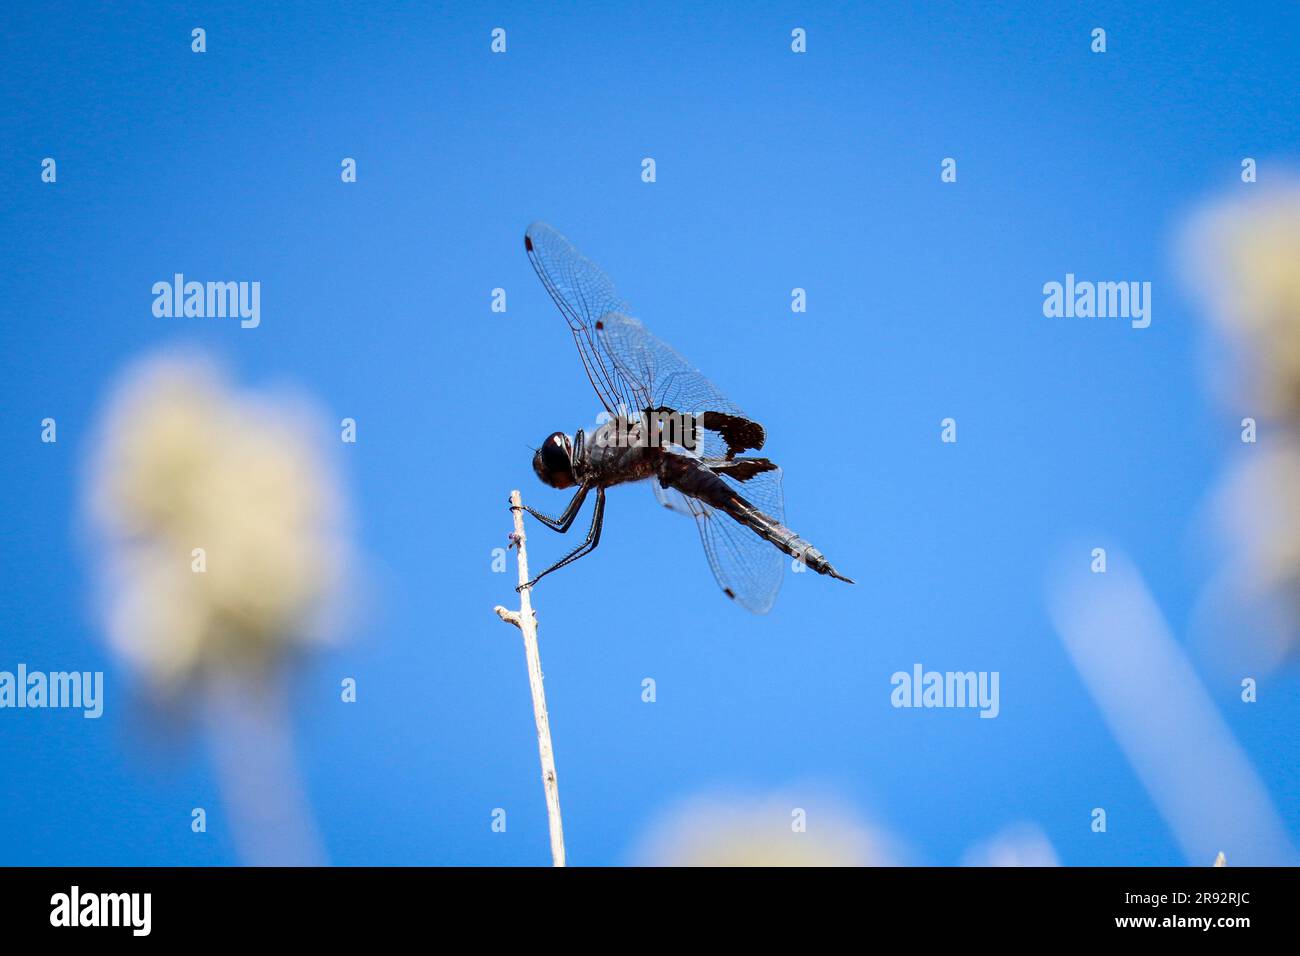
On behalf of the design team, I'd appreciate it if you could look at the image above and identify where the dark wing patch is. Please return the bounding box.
[706,457,777,482]
[700,411,766,458]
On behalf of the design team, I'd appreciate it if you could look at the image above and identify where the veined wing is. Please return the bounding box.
[597,312,766,460]
[653,462,786,615]
[525,222,766,459]
[524,221,642,415]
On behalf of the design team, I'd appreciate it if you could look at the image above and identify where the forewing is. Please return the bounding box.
[524,222,645,414]
[596,312,767,459]
[525,222,766,457]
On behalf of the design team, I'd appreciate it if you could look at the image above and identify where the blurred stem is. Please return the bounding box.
[494,489,567,867]
[205,675,325,866]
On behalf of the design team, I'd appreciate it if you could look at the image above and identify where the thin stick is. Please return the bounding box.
[493,489,566,867]
[206,677,326,867]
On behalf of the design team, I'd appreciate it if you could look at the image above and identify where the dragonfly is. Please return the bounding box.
[516,221,853,613]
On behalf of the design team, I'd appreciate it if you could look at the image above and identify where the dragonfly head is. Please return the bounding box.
[533,432,576,489]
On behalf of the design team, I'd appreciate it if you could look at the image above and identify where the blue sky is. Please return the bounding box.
[1,1,1298,866]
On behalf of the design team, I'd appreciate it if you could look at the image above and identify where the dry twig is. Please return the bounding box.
[493,489,566,866]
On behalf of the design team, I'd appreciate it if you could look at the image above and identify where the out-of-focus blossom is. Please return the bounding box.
[1182,183,1300,663]
[1215,440,1300,602]
[961,823,1060,867]
[1183,184,1300,419]
[632,792,897,866]
[87,354,348,688]
[1190,440,1300,672]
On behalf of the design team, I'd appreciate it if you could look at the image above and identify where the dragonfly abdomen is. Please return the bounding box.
[662,457,854,585]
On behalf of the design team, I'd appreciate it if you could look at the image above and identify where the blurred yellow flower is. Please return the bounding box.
[1184,184,1300,419]
[1183,183,1300,663]
[960,823,1060,867]
[632,793,895,867]
[1216,439,1300,601]
[87,354,348,687]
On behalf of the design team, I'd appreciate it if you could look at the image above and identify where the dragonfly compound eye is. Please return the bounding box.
[533,432,575,489]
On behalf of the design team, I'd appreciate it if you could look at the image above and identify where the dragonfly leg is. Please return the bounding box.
[518,487,605,591]
[516,482,590,532]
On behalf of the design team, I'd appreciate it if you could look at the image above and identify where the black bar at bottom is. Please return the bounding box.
[0,866,1280,940]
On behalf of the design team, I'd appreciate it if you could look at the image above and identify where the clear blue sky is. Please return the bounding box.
[2,1,1298,865]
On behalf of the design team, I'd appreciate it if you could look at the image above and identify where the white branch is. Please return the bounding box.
[493,489,566,867]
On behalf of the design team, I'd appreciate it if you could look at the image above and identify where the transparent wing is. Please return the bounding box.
[524,221,643,415]
[525,222,766,458]
[598,312,766,459]
[654,465,787,615]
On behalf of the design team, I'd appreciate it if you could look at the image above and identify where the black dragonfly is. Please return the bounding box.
[516,222,852,613]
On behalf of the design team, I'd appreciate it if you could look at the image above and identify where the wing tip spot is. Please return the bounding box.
[723,588,736,600]
[524,234,534,251]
